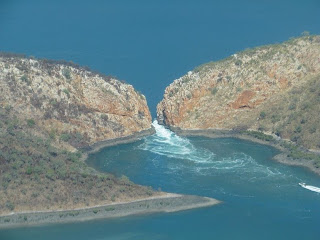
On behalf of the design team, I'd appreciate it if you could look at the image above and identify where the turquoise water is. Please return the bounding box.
[2,121,320,239]
[1,1,320,239]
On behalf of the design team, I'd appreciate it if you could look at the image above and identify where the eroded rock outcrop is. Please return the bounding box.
[157,35,320,149]
[0,54,152,151]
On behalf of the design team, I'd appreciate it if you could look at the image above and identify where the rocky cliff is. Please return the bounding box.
[0,54,156,215]
[157,35,320,150]
[0,54,152,151]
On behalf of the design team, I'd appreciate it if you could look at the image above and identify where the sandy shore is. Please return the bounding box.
[170,127,320,176]
[0,194,220,229]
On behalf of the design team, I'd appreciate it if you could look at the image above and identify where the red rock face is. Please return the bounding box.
[230,90,256,109]
[157,36,320,130]
[0,56,152,150]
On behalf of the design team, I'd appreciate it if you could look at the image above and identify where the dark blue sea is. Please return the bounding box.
[1,1,320,239]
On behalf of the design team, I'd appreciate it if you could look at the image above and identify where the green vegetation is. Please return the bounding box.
[26,119,35,127]
[20,74,29,83]
[243,130,274,142]
[62,88,70,98]
[62,68,71,80]
[210,87,218,95]
[234,59,242,66]
[0,107,155,213]
[60,133,71,142]
[280,141,320,168]
[243,130,320,168]
[181,76,192,83]
[260,111,266,119]
[192,35,318,74]
[257,75,320,150]
[105,206,115,211]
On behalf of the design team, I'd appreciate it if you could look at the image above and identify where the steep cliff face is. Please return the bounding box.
[157,35,320,149]
[0,54,152,151]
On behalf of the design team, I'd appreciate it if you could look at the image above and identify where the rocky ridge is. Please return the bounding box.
[157,35,320,150]
[0,54,152,151]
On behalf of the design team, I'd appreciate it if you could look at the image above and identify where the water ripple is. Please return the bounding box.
[139,120,287,180]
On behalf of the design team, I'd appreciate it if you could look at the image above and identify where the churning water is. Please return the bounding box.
[139,121,289,182]
[2,120,320,239]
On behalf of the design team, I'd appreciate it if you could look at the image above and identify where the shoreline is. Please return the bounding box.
[85,127,156,154]
[80,127,156,161]
[169,126,320,176]
[0,126,222,229]
[0,194,220,229]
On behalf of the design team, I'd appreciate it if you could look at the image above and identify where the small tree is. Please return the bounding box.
[260,111,266,119]
[62,68,71,80]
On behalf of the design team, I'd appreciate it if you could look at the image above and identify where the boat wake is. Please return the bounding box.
[299,183,320,193]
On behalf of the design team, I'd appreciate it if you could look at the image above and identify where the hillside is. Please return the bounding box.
[0,54,156,215]
[157,35,320,150]
[0,53,152,151]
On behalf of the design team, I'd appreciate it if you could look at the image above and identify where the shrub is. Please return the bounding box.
[45,169,55,180]
[245,130,274,142]
[62,68,71,80]
[26,119,35,127]
[309,125,316,134]
[105,207,115,211]
[62,88,70,98]
[60,133,71,142]
[271,114,281,123]
[5,105,12,112]
[235,59,242,66]
[20,74,29,83]
[211,87,218,95]
[26,167,33,175]
[288,103,296,110]
[6,201,15,211]
[295,126,302,133]
[50,99,58,106]
[111,195,116,202]
[67,152,80,162]
[260,111,266,119]
[101,114,108,121]
[49,129,56,140]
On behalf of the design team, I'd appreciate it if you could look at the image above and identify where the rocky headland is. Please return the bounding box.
[0,54,158,217]
[157,35,320,173]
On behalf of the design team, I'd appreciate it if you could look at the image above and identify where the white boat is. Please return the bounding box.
[299,183,320,193]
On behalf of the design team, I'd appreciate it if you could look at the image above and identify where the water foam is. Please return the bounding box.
[138,120,215,163]
[139,120,286,179]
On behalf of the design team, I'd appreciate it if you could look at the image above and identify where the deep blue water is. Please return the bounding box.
[1,1,320,239]
[2,121,320,239]
[0,0,319,115]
